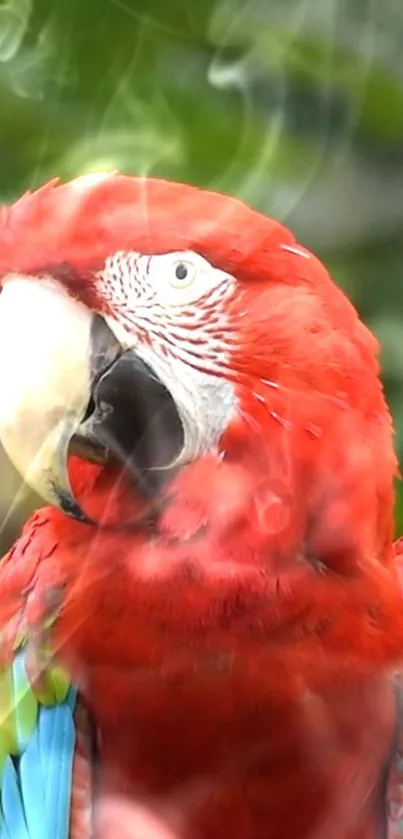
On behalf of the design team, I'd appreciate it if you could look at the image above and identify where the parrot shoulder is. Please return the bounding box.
[0,509,94,839]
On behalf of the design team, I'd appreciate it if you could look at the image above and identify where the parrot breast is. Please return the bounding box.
[14,450,403,839]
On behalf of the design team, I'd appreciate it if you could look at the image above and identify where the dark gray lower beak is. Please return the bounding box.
[73,349,184,504]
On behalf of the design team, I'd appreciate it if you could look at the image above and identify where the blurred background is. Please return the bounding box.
[0,0,402,552]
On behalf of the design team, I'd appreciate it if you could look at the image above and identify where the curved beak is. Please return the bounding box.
[0,276,184,522]
[0,276,122,521]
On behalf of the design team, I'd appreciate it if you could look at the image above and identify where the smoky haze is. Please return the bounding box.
[1,0,403,551]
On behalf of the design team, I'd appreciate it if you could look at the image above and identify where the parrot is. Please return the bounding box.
[0,172,402,839]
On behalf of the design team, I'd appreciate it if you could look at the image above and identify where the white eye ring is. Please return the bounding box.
[169,259,196,289]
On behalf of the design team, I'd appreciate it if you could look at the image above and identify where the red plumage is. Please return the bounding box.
[1,174,403,838]
[0,175,292,286]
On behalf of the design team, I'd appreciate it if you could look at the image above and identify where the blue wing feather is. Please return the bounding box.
[0,684,77,839]
[19,726,47,839]
[1,757,30,839]
[41,692,76,839]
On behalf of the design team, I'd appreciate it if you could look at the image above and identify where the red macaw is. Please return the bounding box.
[0,173,402,839]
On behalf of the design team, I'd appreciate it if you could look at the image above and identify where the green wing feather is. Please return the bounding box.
[0,648,84,839]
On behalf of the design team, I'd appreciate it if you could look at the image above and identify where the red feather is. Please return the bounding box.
[0,174,293,292]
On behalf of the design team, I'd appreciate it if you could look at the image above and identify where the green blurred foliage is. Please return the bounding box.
[0,0,403,551]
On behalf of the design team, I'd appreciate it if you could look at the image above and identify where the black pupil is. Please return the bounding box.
[175,263,188,281]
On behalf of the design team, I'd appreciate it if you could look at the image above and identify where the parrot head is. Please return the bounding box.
[0,173,399,614]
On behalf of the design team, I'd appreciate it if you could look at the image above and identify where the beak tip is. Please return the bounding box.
[56,490,94,525]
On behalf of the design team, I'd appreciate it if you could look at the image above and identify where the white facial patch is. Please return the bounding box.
[97,249,238,463]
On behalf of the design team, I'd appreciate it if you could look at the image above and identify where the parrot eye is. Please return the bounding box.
[170,259,196,289]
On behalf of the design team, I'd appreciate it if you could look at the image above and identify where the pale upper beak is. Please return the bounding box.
[0,275,183,522]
